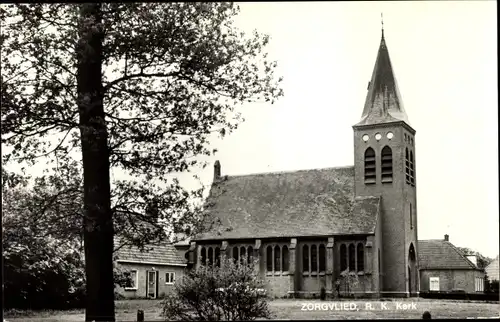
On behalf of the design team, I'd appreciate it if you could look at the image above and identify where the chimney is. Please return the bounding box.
[444,234,449,241]
[214,160,221,181]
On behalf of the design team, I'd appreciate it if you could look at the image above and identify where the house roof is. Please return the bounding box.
[114,241,187,266]
[418,239,478,270]
[356,31,410,127]
[195,165,380,241]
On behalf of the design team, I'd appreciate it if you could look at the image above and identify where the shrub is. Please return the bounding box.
[162,255,272,321]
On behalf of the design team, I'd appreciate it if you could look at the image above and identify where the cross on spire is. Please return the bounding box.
[381,13,384,39]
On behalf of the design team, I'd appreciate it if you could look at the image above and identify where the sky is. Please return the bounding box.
[186,1,498,257]
[3,2,498,258]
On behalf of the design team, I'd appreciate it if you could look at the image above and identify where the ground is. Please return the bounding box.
[4,298,499,321]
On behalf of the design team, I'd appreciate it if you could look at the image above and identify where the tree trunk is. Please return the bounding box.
[77,4,115,321]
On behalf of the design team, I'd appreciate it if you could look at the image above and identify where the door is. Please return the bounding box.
[147,270,158,299]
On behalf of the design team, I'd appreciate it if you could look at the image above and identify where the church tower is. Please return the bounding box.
[352,27,418,297]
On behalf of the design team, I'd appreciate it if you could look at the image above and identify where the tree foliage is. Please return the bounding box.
[1,3,282,320]
[456,246,493,271]
[162,256,272,321]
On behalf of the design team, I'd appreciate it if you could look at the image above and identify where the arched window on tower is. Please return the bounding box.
[274,245,281,271]
[311,245,317,272]
[282,246,289,271]
[357,244,364,272]
[410,151,415,186]
[364,148,376,184]
[319,244,326,272]
[340,244,347,272]
[266,246,273,271]
[381,146,393,183]
[405,148,410,184]
[201,247,206,266]
[349,244,356,271]
[303,245,309,272]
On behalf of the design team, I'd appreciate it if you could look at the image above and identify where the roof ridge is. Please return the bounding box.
[220,165,354,179]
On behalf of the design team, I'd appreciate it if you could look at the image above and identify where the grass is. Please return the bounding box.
[4,298,500,321]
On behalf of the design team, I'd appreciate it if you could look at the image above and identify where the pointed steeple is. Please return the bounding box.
[356,27,410,126]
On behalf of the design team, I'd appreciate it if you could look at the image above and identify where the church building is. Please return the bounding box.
[187,28,419,298]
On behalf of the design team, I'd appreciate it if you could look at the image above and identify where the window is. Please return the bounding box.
[357,244,364,272]
[319,245,326,272]
[215,247,221,267]
[125,270,138,289]
[429,277,440,291]
[303,245,309,272]
[311,245,317,272]
[348,244,356,271]
[364,148,376,184]
[340,244,347,272]
[381,146,393,183]
[274,246,281,271]
[240,246,247,265]
[232,246,239,264]
[475,277,484,292]
[165,272,175,284]
[410,203,413,229]
[409,151,415,186]
[201,247,207,266]
[248,246,254,264]
[208,247,213,266]
[266,246,273,271]
[282,246,289,271]
[405,148,410,184]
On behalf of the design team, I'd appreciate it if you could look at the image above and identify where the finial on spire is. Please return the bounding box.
[381,13,384,39]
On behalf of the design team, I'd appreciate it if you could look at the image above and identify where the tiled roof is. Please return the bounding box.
[114,241,187,266]
[356,33,410,127]
[418,239,478,270]
[195,166,380,241]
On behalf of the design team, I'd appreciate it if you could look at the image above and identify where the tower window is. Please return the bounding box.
[410,203,413,229]
[364,148,376,184]
[381,146,393,183]
[405,148,410,184]
[409,151,415,186]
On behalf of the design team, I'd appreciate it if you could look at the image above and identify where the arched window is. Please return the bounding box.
[409,151,415,186]
[240,246,246,265]
[282,246,289,271]
[248,246,254,264]
[410,203,413,229]
[311,245,318,272]
[266,246,273,271]
[274,245,281,271]
[201,247,206,266]
[381,146,393,183]
[405,148,410,184]
[215,247,221,267]
[303,245,309,272]
[357,244,364,272]
[340,244,347,272]
[319,244,326,272]
[208,247,213,266]
[232,246,239,264]
[348,244,356,271]
[364,148,376,184]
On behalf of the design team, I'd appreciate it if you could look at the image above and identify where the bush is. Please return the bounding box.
[162,255,272,321]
